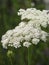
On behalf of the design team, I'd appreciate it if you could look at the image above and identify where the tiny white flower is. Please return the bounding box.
[32,38,40,45]
[24,35,31,41]
[13,42,21,48]
[23,42,31,48]
[6,30,13,36]
[1,39,9,49]
[41,21,47,28]
[41,35,47,42]
[19,22,26,27]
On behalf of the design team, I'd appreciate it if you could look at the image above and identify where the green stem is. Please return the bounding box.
[19,47,25,65]
[28,48,30,65]
[9,57,13,65]
[28,46,33,65]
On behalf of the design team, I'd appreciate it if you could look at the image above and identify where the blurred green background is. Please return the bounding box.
[0,0,49,65]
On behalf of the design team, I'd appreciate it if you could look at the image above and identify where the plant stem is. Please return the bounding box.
[28,48,30,65]
[28,46,32,65]
[9,57,13,65]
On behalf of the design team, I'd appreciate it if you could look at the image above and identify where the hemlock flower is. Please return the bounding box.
[32,38,40,45]
[1,8,49,49]
[13,42,21,48]
[23,42,31,48]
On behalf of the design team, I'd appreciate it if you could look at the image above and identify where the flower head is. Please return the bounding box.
[1,8,49,49]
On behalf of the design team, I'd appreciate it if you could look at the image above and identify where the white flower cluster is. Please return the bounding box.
[18,8,49,28]
[1,8,49,49]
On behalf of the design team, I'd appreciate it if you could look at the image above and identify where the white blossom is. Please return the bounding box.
[40,31,48,42]
[23,42,31,48]
[1,39,9,49]
[32,38,40,45]
[1,8,49,49]
[13,42,21,48]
